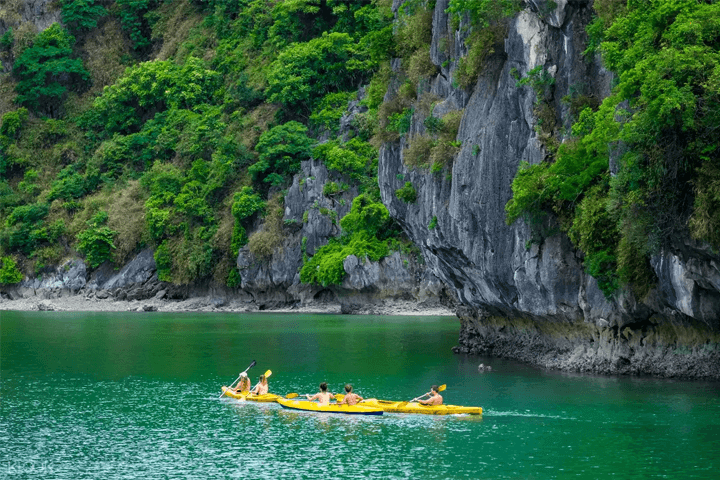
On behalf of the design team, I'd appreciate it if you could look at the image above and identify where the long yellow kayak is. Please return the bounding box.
[220,386,282,403]
[277,398,383,415]
[360,398,482,415]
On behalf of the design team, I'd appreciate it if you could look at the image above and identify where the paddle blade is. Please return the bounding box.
[248,360,257,369]
[264,369,272,378]
[285,393,298,399]
[438,384,446,392]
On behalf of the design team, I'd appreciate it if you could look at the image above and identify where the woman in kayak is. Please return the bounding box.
[418,385,443,406]
[250,374,269,395]
[233,372,251,393]
[338,384,363,406]
[306,382,335,406]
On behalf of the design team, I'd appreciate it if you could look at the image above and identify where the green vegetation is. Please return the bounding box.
[60,0,108,34]
[0,256,24,284]
[446,0,522,89]
[77,211,117,268]
[300,194,398,286]
[506,0,720,298]
[395,181,417,203]
[12,24,90,117]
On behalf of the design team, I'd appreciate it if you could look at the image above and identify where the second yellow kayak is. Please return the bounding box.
[277,398,383,415]
[360,398,482,415]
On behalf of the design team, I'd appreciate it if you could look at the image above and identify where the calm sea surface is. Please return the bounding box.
[1,311,718,479]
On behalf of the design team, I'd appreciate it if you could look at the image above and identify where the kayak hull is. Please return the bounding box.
[361,398,482,415]
[221,387,281,403]
[277,398,383,415]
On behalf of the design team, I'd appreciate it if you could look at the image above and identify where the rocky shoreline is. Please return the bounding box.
[0,293,455,316]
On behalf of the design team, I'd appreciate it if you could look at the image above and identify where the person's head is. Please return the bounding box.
[344,384,353,393]
[320,382,328,392]
[240,372,248,379]
[260,374,266,383]
[430,385,439,394]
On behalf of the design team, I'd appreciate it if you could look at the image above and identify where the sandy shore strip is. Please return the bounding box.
[0,295,455,316]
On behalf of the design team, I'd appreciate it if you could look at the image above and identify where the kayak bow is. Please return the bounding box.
[361,398,482,415]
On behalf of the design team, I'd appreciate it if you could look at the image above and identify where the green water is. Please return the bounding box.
[1,311,718,479]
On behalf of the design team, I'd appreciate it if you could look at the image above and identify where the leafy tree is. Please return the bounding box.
[84,58,223,138]
[60,0,108,34]
[47,164,87,201]
[250,121,313,186]
[0,256,23,284]
[12,24,90,116]
[0,108,29,138]
[339,194,394,238]
[0,203,50,254]
[312,137,375,180]
[266,32,370,113]
[77,211,117,268]
[116,0,159,53]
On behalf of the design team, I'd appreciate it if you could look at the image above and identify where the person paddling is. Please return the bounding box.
[306,382,335,406]
[417,385,443,406]
[233,372,251,393]
[338,384,363,406]
[250,374,269,395]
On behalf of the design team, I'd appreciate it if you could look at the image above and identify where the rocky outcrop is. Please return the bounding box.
[378,0,720,378]
[236,153,451,311]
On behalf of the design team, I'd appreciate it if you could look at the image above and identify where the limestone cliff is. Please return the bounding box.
[378,0,720,378]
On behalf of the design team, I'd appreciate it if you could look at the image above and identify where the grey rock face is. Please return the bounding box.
[238,154,450,310]
[379,1,720,377]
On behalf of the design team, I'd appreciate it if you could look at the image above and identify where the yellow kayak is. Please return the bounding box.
[360,398,482,415]
[220,386,282,403]
[277,398,383,415]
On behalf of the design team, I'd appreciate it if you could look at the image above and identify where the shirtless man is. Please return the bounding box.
[418,385,443,406]
[250,374,268,395]
[338,384,363,406]
[233,372,251,393]
[306,382,335,406]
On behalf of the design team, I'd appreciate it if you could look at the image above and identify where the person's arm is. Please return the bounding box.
[307,393,320,401]
[337,395,347,405]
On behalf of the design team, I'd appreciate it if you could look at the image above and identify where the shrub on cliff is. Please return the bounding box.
[250,121,313,186]
[77,211,117,268]
[0,256,23,284]
[60,0,108,34]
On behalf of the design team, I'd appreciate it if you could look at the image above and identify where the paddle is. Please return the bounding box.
[398,384,446,408]
[220,360,256,398]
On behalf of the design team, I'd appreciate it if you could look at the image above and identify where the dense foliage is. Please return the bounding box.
[506,0,720,298]
[0,0,404,287]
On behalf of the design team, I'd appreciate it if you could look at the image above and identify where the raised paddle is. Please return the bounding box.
[398,384,446,408]
[220,360,256,398]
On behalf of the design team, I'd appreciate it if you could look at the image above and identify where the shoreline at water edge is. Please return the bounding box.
[0,294,455,316]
